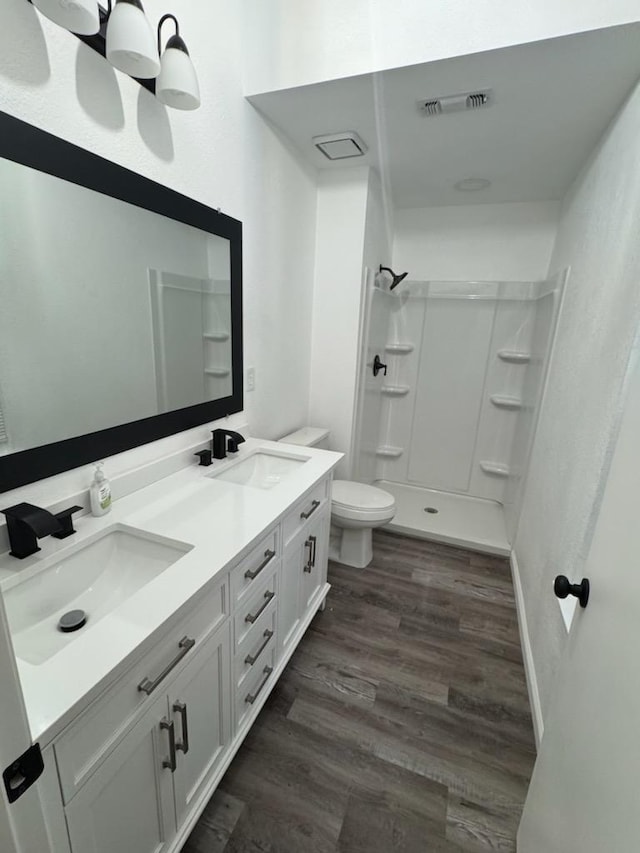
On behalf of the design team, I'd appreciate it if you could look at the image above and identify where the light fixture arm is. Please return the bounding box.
[99,0,112,23]
[157,13,180,56]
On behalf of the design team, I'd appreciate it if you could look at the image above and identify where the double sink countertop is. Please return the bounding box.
[0,439,342,744]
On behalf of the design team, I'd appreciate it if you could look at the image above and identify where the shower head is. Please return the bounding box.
[379,265,408,291]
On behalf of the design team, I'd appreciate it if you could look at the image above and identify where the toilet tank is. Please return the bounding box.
[279,427,330,449]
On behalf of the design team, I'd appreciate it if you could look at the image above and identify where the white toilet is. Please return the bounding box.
[279,427,396,568]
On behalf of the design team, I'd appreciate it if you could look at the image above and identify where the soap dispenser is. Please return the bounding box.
[90,462,112,517]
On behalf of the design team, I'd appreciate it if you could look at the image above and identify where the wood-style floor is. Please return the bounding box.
[183,530,536,852]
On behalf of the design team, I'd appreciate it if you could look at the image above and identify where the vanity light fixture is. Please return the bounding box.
[32,0,100,35]
[156,14,200,111]
[106,0,160,79]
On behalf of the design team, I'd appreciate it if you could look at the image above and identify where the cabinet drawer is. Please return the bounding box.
[230,527,278,605]
[234,566,278,648]
[55,576,228,803]
[235,646,276,732]
[282,478,330,546]
[234,603,277,688]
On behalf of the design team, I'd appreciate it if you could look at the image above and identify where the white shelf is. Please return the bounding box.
[375,445,404,458]
[498,350,531,364]
[385,343,414,355]
[490,394,523,411]
[381,385,410,397]
[204,367,230,377]
[203,332,230,342]
[480,461,510,477]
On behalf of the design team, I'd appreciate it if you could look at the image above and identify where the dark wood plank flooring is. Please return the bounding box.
[183,530,535,852]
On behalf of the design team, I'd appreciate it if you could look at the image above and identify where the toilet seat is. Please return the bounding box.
[331,480,396,523]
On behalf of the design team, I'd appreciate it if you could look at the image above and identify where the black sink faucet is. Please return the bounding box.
[211,429,246,460]
[1,502,82,559]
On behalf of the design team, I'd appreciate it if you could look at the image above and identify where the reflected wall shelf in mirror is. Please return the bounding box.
[0,111,243,493]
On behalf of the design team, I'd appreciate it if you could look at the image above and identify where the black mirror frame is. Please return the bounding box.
[0,111,243,494]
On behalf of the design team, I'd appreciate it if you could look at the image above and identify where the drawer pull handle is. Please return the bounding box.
[245,629,274,665]
[310,534,317,566]
[173,701,189,754]
[245,590,275,624]
[138,636,196,696]
[160,718,177,772]
[300,499,320,520]
[245,549,276,580]
[245,666,273,705]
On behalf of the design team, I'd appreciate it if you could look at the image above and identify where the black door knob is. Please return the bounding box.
[373,354,387,377]
[554,575,590,609]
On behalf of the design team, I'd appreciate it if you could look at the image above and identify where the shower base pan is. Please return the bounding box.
[377,481,510,556]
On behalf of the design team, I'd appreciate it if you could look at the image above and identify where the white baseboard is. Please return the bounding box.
[510,550,544,749]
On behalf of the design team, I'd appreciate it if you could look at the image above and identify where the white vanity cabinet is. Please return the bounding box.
[64,621,231,853]
[38,469,334,853]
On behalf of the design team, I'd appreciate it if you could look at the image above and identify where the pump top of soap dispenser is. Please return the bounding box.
[94,462,105,481]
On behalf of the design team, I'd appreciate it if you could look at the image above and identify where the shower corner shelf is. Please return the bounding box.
[376,445,404,458]
[381,385,410,397]
[384,343,414,355]
[203,331,230,342]
[490,394,523,411]
[204,367,230,377]
[498,350,531,364]
[480,461,510,477]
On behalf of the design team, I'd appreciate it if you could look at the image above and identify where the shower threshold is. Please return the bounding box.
[377,481,510,556]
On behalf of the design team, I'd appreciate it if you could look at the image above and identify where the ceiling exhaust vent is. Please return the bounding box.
[418,89,492,117]
[313,131,368,160]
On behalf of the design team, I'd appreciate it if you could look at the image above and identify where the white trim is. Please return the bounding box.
[510,549,544,749]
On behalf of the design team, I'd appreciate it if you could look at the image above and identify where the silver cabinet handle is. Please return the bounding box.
[138,636,196,695]
[245,549,276,580]
[160,718,177,772]
[245,666,273,705]
[300,499,320,520]
[304,538,313,573]
[245,590,275,623]
[173,701,189,754]
[244,629,274,666]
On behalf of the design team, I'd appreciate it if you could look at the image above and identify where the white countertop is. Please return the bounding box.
[0,438,342,744]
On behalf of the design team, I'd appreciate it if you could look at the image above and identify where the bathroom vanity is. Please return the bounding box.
[0,439,340,853]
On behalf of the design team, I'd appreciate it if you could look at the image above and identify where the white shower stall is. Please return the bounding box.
[353,272,564,553]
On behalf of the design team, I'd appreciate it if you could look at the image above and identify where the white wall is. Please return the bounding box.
[307,167,370,476]
[243,0,640,94]
[515,80,640,720]
[0,0,318,501]
[393,202,560,282]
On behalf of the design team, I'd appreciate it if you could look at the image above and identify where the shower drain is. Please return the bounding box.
[424,506,439,514]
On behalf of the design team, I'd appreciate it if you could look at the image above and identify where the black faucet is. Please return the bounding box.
[1,502,82,559]
[211,429,246,460]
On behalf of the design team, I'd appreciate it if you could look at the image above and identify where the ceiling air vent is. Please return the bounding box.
[418,89,492,117]
[312,131,368,160]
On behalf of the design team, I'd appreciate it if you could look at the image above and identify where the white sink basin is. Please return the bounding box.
[210,450,309,489]
[4,524,192,665]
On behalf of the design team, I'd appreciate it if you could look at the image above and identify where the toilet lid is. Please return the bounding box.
[331,480,395,512]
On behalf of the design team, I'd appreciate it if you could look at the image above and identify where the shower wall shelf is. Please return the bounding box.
[381,385,410,397]
[385,343,414,354]
[376,445,404,458]
[490,395,523,411]
[480,461,510,477]
[203,331,230,342]
[204,367,230,377]
[498,350,531,364]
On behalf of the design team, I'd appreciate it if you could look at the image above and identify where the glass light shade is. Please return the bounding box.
[157,47,201,110]
[106,1,161,79]
[32,0,99,35]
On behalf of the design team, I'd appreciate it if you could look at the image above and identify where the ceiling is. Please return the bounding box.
[248,24,640,209]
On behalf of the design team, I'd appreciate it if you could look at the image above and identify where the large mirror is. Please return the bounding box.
[0,112,243,493]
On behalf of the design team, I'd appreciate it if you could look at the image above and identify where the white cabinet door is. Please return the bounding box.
[299,508,329,614]
[169,623,232,827]
[65,693,175,853]
[278,529,305,656]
